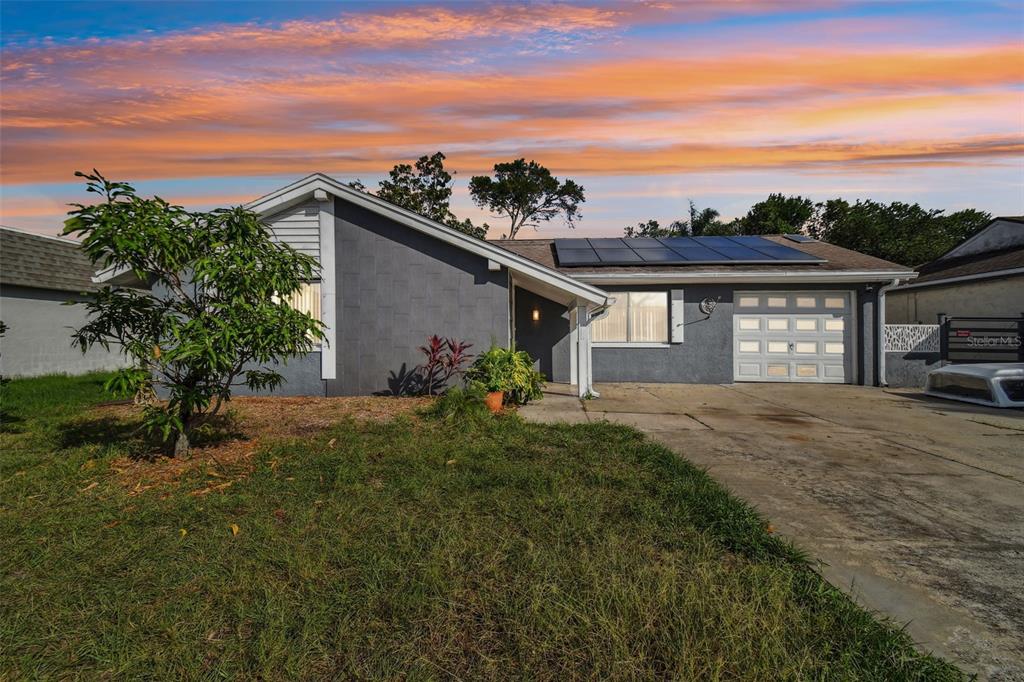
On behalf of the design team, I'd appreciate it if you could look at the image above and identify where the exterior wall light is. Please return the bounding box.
[532,308,541,322]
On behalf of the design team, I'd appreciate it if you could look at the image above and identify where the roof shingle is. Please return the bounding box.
[0,227,100,293]
[913,245,1024,285]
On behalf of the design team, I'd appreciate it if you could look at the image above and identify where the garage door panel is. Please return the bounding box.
[736,362,761,378]
[733,291,852,384]
[823,364,845,379]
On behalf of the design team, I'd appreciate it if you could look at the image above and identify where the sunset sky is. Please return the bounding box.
[1,0,1022,238]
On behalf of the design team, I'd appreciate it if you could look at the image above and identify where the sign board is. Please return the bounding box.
[942,317,1024,363]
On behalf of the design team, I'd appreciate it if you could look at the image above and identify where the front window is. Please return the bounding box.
[592,291,668,344]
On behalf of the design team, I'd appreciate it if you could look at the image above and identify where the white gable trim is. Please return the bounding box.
[246,173,610,307]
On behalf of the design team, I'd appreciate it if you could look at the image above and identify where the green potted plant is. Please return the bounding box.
[466,345,545,413]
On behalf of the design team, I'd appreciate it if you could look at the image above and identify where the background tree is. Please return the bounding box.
[469,159,584,239]
[623,201,724,238]
[736,194,815,234]
[810,200,990,266]
[624,219,670,238]
[686,201,724,236]
[64,171,324,458]
[350,152,487,238]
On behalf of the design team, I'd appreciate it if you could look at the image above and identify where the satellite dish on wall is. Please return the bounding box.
[699,297,719,316]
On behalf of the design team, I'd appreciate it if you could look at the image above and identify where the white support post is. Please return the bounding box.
[569,305,578,387]
[317,194,337,380]
[576,303,595,398]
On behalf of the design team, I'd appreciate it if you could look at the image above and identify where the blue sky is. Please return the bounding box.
[2,0,1021,236]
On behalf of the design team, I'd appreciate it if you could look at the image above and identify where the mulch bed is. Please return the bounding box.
[86,396,431,495]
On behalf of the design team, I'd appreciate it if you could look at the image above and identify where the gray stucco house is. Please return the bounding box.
[0,226,132,378]
[887,217,1023,324]
[96,173,916,397]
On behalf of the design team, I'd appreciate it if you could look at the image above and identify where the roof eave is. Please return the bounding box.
[573,269,916,285]
[892,266,1024,292]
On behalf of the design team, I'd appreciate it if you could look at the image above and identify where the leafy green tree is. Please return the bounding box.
[351,152,487,238]
[63,171,325,458]
[469,159,584,239]
[737,194,815,234]
[687,201,723,236]
[810,200,990,266]
[624,219,670,238]
[623,201,724,238]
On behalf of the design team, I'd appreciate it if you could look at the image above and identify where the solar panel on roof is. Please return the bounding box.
[783,234,816,243]
[660,236,700,248]
[622,237,664,248]
[711,245,776,261]
[668,246,731,262]
[556,238,591,249]
[752,245,821,260]
[691,236,736,248]
[726,235,775,246]
[556,247,601,265]
[635,248,684,262]
[595,248,643,263]
[587,238,628,248]
[551,236,825,266]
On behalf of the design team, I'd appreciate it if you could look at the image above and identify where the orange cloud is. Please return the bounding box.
[1,4,1021,187]
[1,2,624,81]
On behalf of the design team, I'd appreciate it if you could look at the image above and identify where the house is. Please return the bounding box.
[94,174,916,397]
[887,217,1024,324]
[0,226,133,377]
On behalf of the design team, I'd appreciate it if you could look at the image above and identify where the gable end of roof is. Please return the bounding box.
[246,173,610,306]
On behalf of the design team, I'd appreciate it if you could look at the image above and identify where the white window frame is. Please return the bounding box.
[592,291,670,348]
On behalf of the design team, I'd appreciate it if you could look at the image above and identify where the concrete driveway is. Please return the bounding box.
[521,383,1024,681]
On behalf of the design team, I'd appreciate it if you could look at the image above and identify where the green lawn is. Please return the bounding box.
[1,373,961,680]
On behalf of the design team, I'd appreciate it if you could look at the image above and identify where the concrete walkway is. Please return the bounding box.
[520,383,1024,681]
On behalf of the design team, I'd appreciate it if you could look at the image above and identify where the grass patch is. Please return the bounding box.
[1,374,962,679]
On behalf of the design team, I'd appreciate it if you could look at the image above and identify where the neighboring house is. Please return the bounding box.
[887,217,1024,324]
[94,174,916,397]
[0,226,132,378]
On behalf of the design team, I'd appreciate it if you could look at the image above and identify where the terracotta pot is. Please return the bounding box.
[484,390,504,413]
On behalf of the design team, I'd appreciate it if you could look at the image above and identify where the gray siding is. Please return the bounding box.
[858,286,877,386]
[887,275,1024,324]
[514,287,571,383]
[146,280,327,397]
[229,354,326,397]
[327,198,509,396]
[592,282,881,386]
[0,284,130,377]
[265,200,321,261]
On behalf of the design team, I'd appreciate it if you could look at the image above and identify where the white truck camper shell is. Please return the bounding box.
[924,363,1024,409]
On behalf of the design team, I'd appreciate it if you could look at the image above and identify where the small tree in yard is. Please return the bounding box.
[64,171,324,458]
[469,159,584,239]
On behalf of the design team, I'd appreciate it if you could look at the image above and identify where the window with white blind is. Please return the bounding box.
[278,282,322,340]
[592,291,668,344]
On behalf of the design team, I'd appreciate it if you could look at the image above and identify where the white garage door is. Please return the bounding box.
[733,291,853,383]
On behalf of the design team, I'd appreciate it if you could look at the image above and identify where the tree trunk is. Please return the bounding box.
[174,430,191,459]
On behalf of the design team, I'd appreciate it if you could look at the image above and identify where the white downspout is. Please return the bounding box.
[876,278,901,387]
[578,299,613,399]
